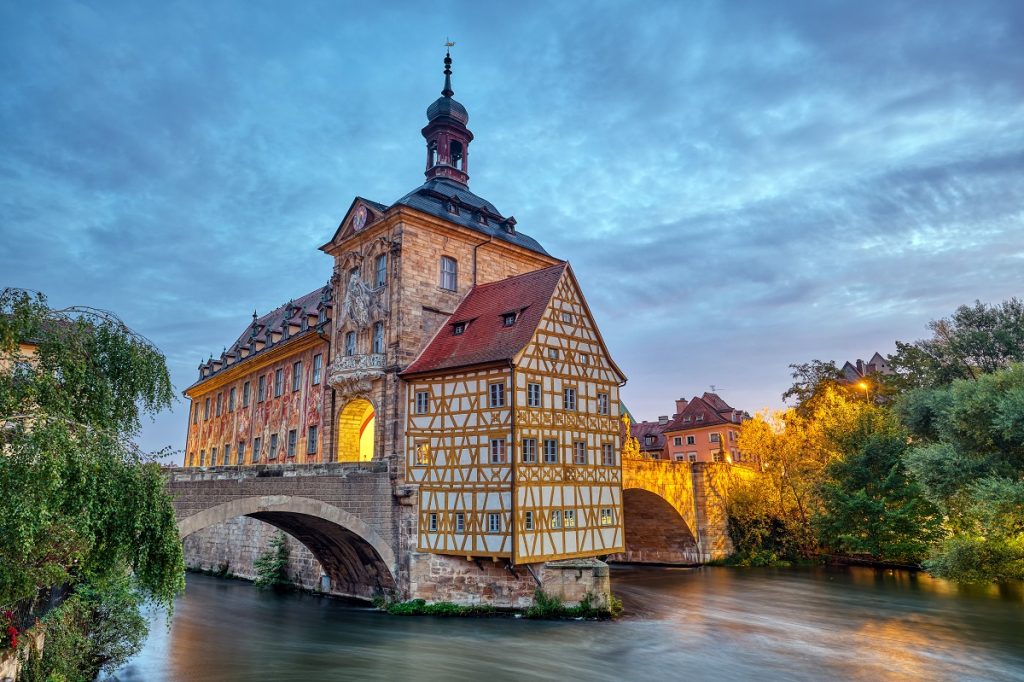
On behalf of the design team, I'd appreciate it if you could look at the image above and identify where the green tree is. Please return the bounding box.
[781,359,845,412]
[0,289,184,670]
[897,364,1024,582]
[254,531,293,591]
[814,407,942,564]
[887,298,1024,391]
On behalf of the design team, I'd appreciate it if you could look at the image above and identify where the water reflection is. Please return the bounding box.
[109,567,1024,682]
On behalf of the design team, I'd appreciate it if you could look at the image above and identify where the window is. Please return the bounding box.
[729,430,736,441]
[597,393,609,416]
[489,382,505,408]
[455,512,465,533]
[269,434,279,460]
[188,452,194,467]
[488,513,501,533]
[674,436,682,446]
[600,508,614,526]
[522,438,537,463]
[543,439,558,464]
[602,443,614,466]
[192,404,198,425]
[547,347,559,360]
[318,308,326,325]
[415,391,430,414]
[415,441,431,466]
[710,433,721,443]
[563,387,577,411]
[372,322,384,354]
[216,393,222,417]
[258,375,266,402]
[644,435,655,446]
[675,454,685,462]
[292,361,302,392]
[452,322,466,335]
[274,369,283,397]
[253,437,261,462]
[375,254,387,287]
[243,381,251,407]
[428,513,438,532]
[550,510,562,530]
[581,353,589,365]
[237,441,245,464]
[686,435,695,445]
[688,452,697,462]
[527,383,541,408]
[450,140,464,170]
[524,511,534,531]
[696,414,704,422]
[713,451,724,462]
[440,256,458,291]
[564,509,576,528]
[287,429,297,457]
[204,397,210,420]
[312,354,323,385]
[345,331,356,356]
[573,441,587,465]
[561,312,573,324]
[211,447,217,465]
[307,426,318,454]
[200,450,206,466]
[490,438,506,464]
[502,312,516,326]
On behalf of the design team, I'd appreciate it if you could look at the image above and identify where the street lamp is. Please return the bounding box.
[857,380,870,402]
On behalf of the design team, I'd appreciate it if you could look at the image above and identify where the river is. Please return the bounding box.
[109,566,1023,681]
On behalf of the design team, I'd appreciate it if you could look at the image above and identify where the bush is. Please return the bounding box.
[382,598,495,617]
[523,589,621,619]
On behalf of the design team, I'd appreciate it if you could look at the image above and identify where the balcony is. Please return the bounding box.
[327,353,385,399]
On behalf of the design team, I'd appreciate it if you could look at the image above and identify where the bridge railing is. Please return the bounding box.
[164,460,390,481]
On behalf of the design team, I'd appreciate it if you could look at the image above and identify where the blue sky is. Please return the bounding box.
[2,0,1022,454]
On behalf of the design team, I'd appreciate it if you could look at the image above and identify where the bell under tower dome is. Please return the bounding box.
[422,50,474,186]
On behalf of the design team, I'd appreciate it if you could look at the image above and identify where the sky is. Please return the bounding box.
[2,0,1022,455]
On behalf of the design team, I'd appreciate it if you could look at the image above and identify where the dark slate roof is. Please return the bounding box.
[427,95,469,124]
[394,178,551,257]
[187,283,331,391]
[401,263,567,377]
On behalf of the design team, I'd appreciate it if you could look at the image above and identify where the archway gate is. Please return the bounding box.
[614,460,752,564]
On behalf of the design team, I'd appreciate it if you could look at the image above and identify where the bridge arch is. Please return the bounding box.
[618,487,702,564]
[177,495,396,599]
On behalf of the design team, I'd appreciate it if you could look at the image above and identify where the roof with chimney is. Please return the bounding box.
[663,392,747,432]
[629,421,668,453]
[401,263,568,377]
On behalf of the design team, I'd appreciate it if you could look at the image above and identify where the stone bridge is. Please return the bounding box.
[167,460,404,600]
[613,460,753,564]
[167,458,752,603]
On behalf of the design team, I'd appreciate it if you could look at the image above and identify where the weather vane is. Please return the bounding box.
[445,38,455,49]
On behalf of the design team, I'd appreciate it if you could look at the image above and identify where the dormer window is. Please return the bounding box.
[696,414,704,422]
[318,308,326,324]
[446,201,459,215]
[502,312,517,327]
[475,211,487,225]
[301,318,308,331]
[453,322,467,336]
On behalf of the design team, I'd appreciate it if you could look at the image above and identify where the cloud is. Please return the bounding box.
[1,0,1022,449]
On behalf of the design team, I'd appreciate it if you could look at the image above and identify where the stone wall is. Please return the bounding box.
[183,516,326,592]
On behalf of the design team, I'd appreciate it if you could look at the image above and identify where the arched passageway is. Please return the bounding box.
[177,496,396,600]
[618,488,701,564]
[337,398,375,462]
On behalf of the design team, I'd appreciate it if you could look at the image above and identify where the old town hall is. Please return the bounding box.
[183,52,627,581]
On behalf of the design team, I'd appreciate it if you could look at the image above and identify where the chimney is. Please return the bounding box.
[856,359,864,375]
[674,398,688,415]
[658,415,669,425]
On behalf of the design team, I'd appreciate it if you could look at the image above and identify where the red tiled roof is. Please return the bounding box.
[401,263,567,376]
[663,396,730,432]
[628,421,667,451]
[701,392,733,413]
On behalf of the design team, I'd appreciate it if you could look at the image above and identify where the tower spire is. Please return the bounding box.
[442,47,454,98]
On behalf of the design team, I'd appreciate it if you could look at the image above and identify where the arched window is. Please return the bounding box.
[372,321,385,354]
[429,140,438,167]
[450,140,463,170]
[439,256,458,291]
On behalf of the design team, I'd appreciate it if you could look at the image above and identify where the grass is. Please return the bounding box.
[375,598,497,617]
[523,590,623,620]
